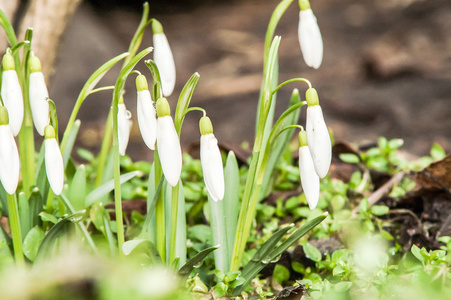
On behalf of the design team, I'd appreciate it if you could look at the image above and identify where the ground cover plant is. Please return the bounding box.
[0,1,450,299]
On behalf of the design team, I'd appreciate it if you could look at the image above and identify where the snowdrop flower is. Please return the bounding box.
[44,125,64,195]
[156,97,182,187]
[0,107,20,194]
[153,20,176,97]
[298,0,323,69]
[199,116,224,201]
[305,88,331,178]
[136,74,157,150]
[298,130,319,209]
[117,97,132,156]
[29,55,50,136]
[1,52,24,136]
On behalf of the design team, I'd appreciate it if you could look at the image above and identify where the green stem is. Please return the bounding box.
[154,151,166,263]
[96,110,113,187]
[271,78,312,96]
[210,195,229,273]
[169,184,179,266]
[7,193,24,266]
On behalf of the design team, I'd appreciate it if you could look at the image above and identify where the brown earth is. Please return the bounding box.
[49,0,451,162]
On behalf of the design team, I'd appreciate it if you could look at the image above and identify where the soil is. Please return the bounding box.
[49,0,451,162]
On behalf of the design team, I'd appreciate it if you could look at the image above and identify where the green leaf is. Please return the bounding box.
[371,205,389,216]
[303,243,322,262]
[273,264,290,285]
[339,153,360,164]
[224,151,240,266]
[39,212,58,224]
[69,165,86,211]
[174,72,200,133]
[122,239,161,265]
[431,143,446,161]
[85,171,140,206]
[411,244,424,263]
[0,9,18,46]
[234,213,327,296]
[62,120,81,167]
[23,226,45,261]
[388,138,404,150]
[335,281,352,292]
[18,192,31,238]
[35,212,84,262]
[178,245,219,277]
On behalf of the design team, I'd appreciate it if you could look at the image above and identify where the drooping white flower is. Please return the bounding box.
[1,52,24,136]
[305,88,331,178]
[298,4,323,69]
[298,131,319,209]
[0,107,20,194]
[153,20,176,97]
[29,55,50,136]
[118,101,132,156]
[44,125,64,195]
[156,97,182,187]
[136,75,157,150]
[199,117,224,201]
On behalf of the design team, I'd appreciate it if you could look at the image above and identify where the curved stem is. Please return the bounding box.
[183,107,206,118]
[7,193,24,266]
[271,78,312,96]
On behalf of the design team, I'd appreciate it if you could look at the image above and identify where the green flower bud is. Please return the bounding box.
[299,130,308,147]
[0,106,9,125]
[156,97,171,117]
[199,116,213,135]
[136,74,148,91]
[44,125,56,139]
[299,0,311,11]
[2,52,15,71]
[152,19,164,34]
[29,55,42,73]
[306,87,319,106]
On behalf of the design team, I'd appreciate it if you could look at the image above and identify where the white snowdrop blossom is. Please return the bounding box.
[29,56,50,136]
[305,88,331,178]
[153,20,176,97]
[136,75,157,150]
[199,117,224,201]
[44,125,64,195]
[1,53,24,136]
[0,107,20,194]
[118,102,132,156]
[298,131,319,209]
[298,7,323,69]
[156,97,182,187]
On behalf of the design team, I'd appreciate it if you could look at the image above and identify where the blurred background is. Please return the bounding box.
[2,0,451,161]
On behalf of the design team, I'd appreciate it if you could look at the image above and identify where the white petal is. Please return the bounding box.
[45,138,64,195]
[29,72,50,136]
[306,105,331,178]
[118,103,131,156]
[153,33,176,97]
[299,146,320,209]
[298,9,323,69]
[200,134,225,201]
[0,125,20,194]
[157,116,182,187]
[1,70,24,136]
[137,90,157,150]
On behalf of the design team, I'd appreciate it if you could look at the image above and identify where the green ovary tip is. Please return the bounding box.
[156,97,170,117]
[2,52,15,71]
[136,74,148,91]
[0,107,9,125]
[299,130,308,147]
[152,19,164,34]
[306,87,319,106]
[44,125,56,139]
[29,56,42,73]
[199,116,213,135]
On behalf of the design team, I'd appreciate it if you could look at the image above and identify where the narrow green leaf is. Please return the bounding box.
[85,171,140,206]
[178,245,219,277]
[174,72,200,133]
[28,188,44,229]
[23,226,45,261]
[18,192,30,239]
[69,165,86,210]
[62,120,80,167]
[144,59,162,100]
[224,151,240,263]
[39,212,58,224]
[0,9,18,46]
[209,194,229,273]
[35,212,84,262]
[48,99,58,137]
